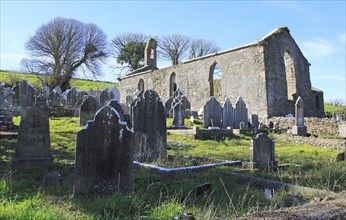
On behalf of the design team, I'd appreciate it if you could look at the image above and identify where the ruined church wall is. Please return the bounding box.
[263,29,323,117]
[120,45,269,118]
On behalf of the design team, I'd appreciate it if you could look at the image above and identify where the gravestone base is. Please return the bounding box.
[248,160,278,171]
[170,125,187,129]
[292,125,307,136]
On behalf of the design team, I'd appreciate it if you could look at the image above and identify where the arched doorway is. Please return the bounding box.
[209,62,222,99]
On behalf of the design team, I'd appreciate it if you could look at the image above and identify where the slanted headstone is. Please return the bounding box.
[292,96,307,136]
[79,96,99,126]
[203,96,222,128]
[251,114,259,129]
[74,106,133,198]
[14,105,51,162]
[131,89,166,162]
[222,97,233,128]
[233,96,248,129]
[249,133,277,171]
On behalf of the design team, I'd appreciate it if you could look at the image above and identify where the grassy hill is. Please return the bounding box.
[0,70,118,91]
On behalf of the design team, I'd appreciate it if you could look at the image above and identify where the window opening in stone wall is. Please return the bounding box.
[209,62,222,99]
[138,79,144,91]
[284,50,297,101]
[315,94,320,110]
[169,72,177,97]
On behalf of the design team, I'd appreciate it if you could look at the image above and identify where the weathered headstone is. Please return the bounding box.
[100,88,114,106]
[339,123,346,138]
[239,121,246,130]
[52,86,62,95]
[74,95,88,116]
[14,105,51,162]
[111,87,120,102]
[48,90,60,107]
[292,96,307,136]
[249,133,277,171]
[165,97,174,117]
[131,89,166,161]
[42,85,50,98]
[222,97,233,128]
[251,114,259,129]
[107,100,124,121]
[66,87,78,109]
[233,96,248,129]
[17,80,35,107]
[0,85,14,131]
[171,100,186,129]
[203,96,222,128]
[125,93,134,109]
[273,122,280,132]
[79,96,99,126]
[35,95,48,109]
[74,106,133,197]
[88,89,96,97]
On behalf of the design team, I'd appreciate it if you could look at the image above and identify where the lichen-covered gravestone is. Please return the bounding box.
[292,96,307,136]
[249,133,277,171]
[66,87,78,109]
[108,100,124,121]
[203,96,222,128]
[14,104,51,162]
[131,89,167,162]
[73,106,133,198]
[79,96,99,126]
[222,97,233,129]
[251,114,259,129]
[233,96,248,129]
[171,100,186,129]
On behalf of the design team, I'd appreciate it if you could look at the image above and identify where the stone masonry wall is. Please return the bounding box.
[120,44,269,118]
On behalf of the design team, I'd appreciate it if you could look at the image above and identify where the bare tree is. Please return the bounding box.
[158,34,191,65]
[189,39,220,59]
[21,17,108,91]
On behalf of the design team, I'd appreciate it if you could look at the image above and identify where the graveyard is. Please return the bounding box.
[0,72,346,219]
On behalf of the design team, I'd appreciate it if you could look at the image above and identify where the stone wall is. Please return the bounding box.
[269,117,341,138]
[120,44,268,118]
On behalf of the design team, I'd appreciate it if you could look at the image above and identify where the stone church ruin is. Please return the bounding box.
[119,27,324,119]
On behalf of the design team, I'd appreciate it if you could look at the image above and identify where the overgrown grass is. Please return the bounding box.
[0,70,118,91]
[1,117,345,219]
[324,103,346,119]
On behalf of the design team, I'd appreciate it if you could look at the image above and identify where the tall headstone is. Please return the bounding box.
[165,97,174,117]
[203,96,222,128]
[251,114,259,129]
[74,106,133,197]
[79,96,99,126]
[0,84,14,131]
[66,87,78,109]
[107,100,124,121]
[171,100,186,129]
[222,97,233,128]
[233,96,248,129]
[100,88,114,106]
[74,95,88,117]
[131,90,166,162]
[249,133,277,171]
[292,96,307,136]
[111,87,120,102]
[18,80,35,107]
[14,105,51,162]
[35,95,48,109]
[48,90,60,107]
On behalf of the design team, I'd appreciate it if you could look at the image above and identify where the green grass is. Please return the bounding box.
[324,103,346,118]
[0,70,118,91]
[1,117,345,219]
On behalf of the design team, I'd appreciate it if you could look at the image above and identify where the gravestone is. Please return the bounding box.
[233,96,248,129]
[131,89,166,162]
[108,100,124,121]
[79,96,99,126]
[222,97,233,128]
[35,95,48,109]
[125,93,134,109]
[100,88,114,106]
[14,105,51,162]
[251,114,259,129]
[203,96,222,128]
[74,106,133,198]
[273,122,280,132]
[111,87,120,102]
[249,133,277,171]
[48,90,60,107]
[171,100,186,129]
[165,97,174,117]
[0,85,14,131]
[239,121,246,130]
[339,123,346,138]
[88,89,96,97]
[52,86,62,95]
[42,85,50,98]
[66,87,78,109]
[74,95,88,116]
[18,80,35,107]
[292,97,307,136]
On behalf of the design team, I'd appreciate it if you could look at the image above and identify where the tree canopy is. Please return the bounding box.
[21,17,108,90]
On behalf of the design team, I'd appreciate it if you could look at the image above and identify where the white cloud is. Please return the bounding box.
[301,38,334,60]
[312,75,345,81]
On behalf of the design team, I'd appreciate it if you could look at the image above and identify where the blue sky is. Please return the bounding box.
[1,1,345,104]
